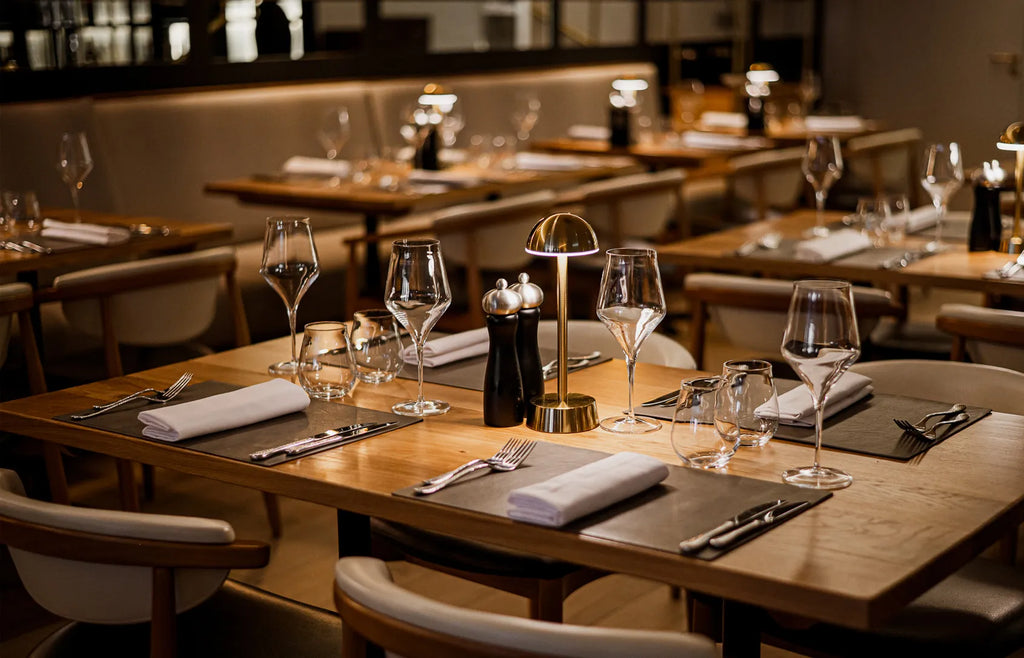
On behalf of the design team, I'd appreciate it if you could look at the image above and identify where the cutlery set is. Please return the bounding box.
[414,437,536,495]
[679,499,811,553]
[893,403,968,441]
[71,372,194,420]
[734,232,782,257]
[541,351,602,376]
[249,421,399,461]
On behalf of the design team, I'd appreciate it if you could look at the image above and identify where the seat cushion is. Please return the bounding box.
[29,579,343,657]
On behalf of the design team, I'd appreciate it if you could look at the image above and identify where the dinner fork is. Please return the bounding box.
[420,437,528,486]
[89,371,194,410]
[414,439,535,495]
[72,372,194,419]
[895,412,970,441]
[893,403,966,433]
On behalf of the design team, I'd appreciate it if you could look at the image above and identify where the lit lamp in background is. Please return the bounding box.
[410,83,458,171]
[524,213,600,433]
[744,63,779,134]
[609,75,648,147]
[997,121,1024,254]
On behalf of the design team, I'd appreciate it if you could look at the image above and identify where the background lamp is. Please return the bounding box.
[524,213,600,433]
[997,121,1024,254]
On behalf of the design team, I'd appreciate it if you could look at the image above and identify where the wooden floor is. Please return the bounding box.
[0,284,1007,657]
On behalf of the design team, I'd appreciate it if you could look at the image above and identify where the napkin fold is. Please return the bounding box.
[567,124,611,141]
[678,130,768,150]
[905,205,938,232]
[794,228,873,263]
[514,152,587,171]
[804,115,866,132]
[406,169,482,188]
[697,111,748,129]
[761,372,874,427]
[40,218,132,245]
[401,328,489,367]
[281,155,352,178]
[137,379,310,442]
[507,452,669,527]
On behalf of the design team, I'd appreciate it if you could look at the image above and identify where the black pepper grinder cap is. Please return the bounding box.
[509,272,543,309]
[482,278,523,316]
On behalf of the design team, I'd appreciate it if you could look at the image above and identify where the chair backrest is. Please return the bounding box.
[845,127,923,202]
[334,556,718,658]
[0,282,46,395]
[683,273,900,368]
[0,467,246,625]
[571,168,686,246]
[727,146,807,221]
[936,303,1024,372]
[849,360,1024,415]
[537,319,697,370]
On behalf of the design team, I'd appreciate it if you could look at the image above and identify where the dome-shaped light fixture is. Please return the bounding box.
[997,121,1024,254]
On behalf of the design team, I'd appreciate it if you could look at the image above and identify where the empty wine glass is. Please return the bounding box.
[318,106,351,160]
[596,247,667,433]
[385,238,452,417]
[58,131,93,222]
[511,91,541,143]
[802,135,843,238]
[920,141,964,251]
[780,280,861,490]
[260,216,320,375]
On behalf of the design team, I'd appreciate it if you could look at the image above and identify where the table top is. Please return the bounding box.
[3,336,1023,632]
[532,136,758,169]
[658,209,1024,296]
[0,209,234,278]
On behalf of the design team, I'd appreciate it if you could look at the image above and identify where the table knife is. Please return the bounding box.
[249,422,381,461]
[283,421,399,457]
[678,499,786,553]
[641,390,681,407]
[708,500,812,549]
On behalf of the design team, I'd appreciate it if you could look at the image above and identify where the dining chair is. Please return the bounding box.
[537,319,697,370]
[843,127,923,204]
[0,467,343,658]
[682,273,901,369]
[725,146,807,222]
[935,303,1024,372]
[333,555,719,658]
[34,247,282,537]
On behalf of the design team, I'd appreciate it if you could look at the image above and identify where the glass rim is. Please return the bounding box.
[303,320,346,333]
[393,238,440,248]
[353,308,393,320]
[792,278,851,291]
[722,359,773,373]
[266,215,311,225]
[680,375,721,391]
[606,247,657,257]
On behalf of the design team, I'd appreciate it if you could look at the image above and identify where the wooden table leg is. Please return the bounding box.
[721,599,762,658]
[363,214,382,297]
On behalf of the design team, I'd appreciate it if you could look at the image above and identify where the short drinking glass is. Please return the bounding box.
[716,359,779,449]
[351,309,405,384]
[298,321,358,400]
[670,376,737,469]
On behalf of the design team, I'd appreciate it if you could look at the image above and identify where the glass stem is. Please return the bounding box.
[287,306,298,364]
[812,398,825,470]
[815,191,826,228]
[415,341,426,406]
[625,356,637,420]
[70,184,80,221]
[935,200,946,245]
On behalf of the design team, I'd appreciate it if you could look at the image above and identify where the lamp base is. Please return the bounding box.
[526,393,599,433]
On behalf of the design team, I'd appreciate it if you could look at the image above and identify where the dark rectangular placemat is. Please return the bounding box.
[394,441,829,560]
[55,381,420,466]
[398,347,611,391]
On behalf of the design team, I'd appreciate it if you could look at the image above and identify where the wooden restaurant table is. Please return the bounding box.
[531,136,761,170]
[3,336,1024,656]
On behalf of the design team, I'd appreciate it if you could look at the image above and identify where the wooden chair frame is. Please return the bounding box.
[937,312,1024,363]
[845,128,923,206]
[561,169,687,244]
[725,148,807,222]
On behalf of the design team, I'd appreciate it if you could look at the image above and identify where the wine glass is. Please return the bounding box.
[511,91,541,143]
[920,141,964,251]
[317,106,351,160]
[384,238,452,417]
[260,216,320,375]
[780,279,861,490]
[595,247,667,433]
[802,135,843,238]
[58,131,94,222]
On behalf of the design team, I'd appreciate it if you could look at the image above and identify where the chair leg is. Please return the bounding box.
[263,491,283,538]
[142,464,156,501]
[42,443,70,504]
[530,580,565,623]
[116,459,141,511]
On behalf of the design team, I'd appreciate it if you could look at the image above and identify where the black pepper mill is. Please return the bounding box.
[510,272,545,409]
[482,279,524,427]
[414,127,440,171]
[969,162,1008,252]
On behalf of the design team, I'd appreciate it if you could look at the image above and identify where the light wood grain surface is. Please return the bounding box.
[3,336,1023,632]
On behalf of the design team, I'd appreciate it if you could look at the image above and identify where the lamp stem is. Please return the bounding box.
[556,254,568,406]
[1013,150,1024,254]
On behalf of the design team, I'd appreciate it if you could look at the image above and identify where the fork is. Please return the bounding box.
[893,403,966,433]
[997,252,1024,278]
[641,390,680,408]
[414,439,536,495]
[89,371,194,410]
[541,351,602,374]
[895,412,970,441]
[72,372,194,419]
[419,437,527,486]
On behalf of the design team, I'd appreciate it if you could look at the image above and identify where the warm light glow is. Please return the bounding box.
[525,246,600,257]
[612,78,649,92]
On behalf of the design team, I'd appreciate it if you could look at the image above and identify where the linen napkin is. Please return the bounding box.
[514,152,587,171]
[678,131,768,150]
[905,205,938,232]
[40,218,131,245]
[761,373,874,427]
[804,115,866,133]
[507,452,669,527]
[567,124,611,141]
[137,378,310,442]
[406,169,482,188]
[401,328,489,367]
[281,155,352,178]
[697,111,748,129]
[794,228,873,263]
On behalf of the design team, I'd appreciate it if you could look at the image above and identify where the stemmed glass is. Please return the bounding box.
[318,106,351,160]
[511,92,541,144]
[58,131,94,222]
[385,238,452,417]
[260,216,320,375]
[802,135,843,238]
[596,247,666,433]
[920,141,964,251]
[780,280,861,490]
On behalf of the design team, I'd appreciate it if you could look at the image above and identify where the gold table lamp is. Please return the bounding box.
[997,121,1024,254]
[524,213,600,433]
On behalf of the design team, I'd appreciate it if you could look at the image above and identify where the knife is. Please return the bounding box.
[708,500,812,549]
[282,421,399,457]
[678,499,786,554]
[249,422,389,461]
[641,390,681,408]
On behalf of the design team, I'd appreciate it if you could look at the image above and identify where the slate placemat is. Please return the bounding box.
[55,380,421,466]
[398,347,612,391]
[394,441,830,560]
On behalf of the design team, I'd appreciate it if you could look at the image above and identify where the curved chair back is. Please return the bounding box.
[571,168,685,246]
[538,319,696,370]
[727,146,807,221]
[845,127,923,202]
[936,303,1024,373]
[849,360,1024,415]
[334,556,718,658]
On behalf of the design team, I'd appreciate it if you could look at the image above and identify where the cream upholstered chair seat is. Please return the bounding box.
[334,556,718,658]
[726,146,807,222]
[567,168,685,247]
[538,319,697,369]
[936,303,1024,373]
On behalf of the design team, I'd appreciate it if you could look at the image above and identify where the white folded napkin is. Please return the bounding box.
[402,328,489,368]
[507,452,668,527]
[761,372,874,427]
[567,124,611,141]
[514,152,587,171]
[678,131,768,150]
[697,111,748,129]
[905,205,938,233]
[804,115,866,133]
[407,169,482,188]
[794,228,873,263]
[138,379,310,442]
[40,218,132,245]
[281,155,352,178]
